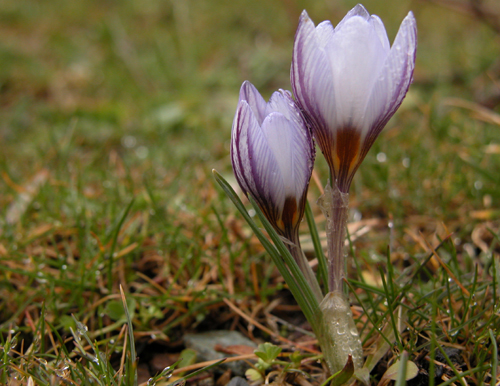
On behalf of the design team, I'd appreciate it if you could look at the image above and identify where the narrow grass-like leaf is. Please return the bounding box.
[489,329,498,383]
[346,281,395,366]
[213,170,320,332]
[394,351,408,386]
[247,195,321,314]
[379,267,402,351]
[107,198,135,293]
[120,285,137,386]
[438,365,491,386]
[305,200,328,293]
[434,336,467,386]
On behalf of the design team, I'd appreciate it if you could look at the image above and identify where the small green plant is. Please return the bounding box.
[245,343,312,384]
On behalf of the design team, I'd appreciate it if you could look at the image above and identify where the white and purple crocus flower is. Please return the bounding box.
[230,81,315,240]
[228,5,417,377]
[291,4,417,193]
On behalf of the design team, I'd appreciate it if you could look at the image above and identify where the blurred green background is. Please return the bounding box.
[1,0,499,213]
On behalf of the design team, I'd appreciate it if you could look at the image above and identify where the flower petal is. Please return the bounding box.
[336,4,370,28]
[325,15,388,130]
[230,101,260,198]
[292,11,335,142]
[261,112,313,201]
[246,113,286,221]
[364,11,417,144]
[315,20,335,48]
[267,89,308,134]
[369,15,390,52]
[239,81,268,125]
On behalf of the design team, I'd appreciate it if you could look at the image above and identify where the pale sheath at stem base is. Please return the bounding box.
[317,182,364,376]
[319,291,364,375]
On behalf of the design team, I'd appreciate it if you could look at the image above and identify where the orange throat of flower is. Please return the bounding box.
[277,196,299,236]
[331,127,361,190]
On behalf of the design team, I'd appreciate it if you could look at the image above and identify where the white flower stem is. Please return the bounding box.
[317,181,364,375]
[317,182,349,293]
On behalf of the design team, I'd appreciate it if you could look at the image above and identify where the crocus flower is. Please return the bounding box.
[230,81,315,239]
[291,4,417,192]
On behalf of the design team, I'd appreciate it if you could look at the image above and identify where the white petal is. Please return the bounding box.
[335,4,370,30]
[246,113,286,211]
[364,11,417,136]
[292,12,336,134]
[315,20,334,48]
[369,15,390,52]
[267,90,305,131]
[261,113,311,201]
[266,91,290,119]
[239,81,268,125]
[325,15,389,130]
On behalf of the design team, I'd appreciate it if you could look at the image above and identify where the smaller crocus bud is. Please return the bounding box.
[231,81,315,239]
[291,5,417,193]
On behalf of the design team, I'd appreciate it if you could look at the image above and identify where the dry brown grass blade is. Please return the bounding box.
[422,233,471,297]
[444,97,500,126]
[170,354,257,376]
[5,169,49,225]
[311,169,325,195]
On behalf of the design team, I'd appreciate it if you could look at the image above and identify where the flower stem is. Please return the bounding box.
[317,181,364,377]
[286,231,323,303]
[317,182,349,293]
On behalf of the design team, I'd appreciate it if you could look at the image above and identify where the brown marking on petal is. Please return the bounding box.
[281,196,298,231]
[334,128,361,191]
[260,202,281,233]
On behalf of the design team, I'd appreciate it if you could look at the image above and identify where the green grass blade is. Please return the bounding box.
[212,170,320,331]
[394,351,408,386]
[120,285,137,386]
[305,200,328,293]
[107,198,135,293]
[489,329,498,384]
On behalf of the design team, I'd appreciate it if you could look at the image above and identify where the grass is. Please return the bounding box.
[0,0,499,384]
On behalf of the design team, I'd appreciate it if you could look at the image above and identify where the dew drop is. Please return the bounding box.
[136,146,149,159]
[376,152,387,163]
[122,135,137,148]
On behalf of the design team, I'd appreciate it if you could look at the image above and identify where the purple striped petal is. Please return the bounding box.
[230,82,315,233]
[231,101,260,198]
